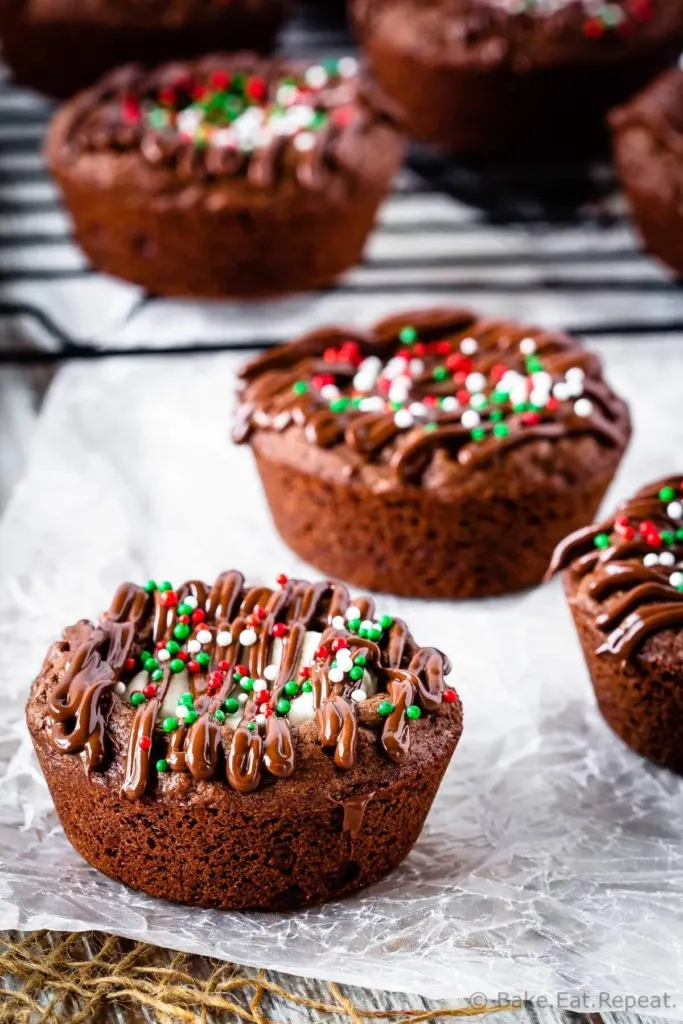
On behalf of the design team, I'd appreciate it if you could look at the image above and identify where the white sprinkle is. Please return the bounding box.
[394,409,414,429]
[187,639,201,654]
[277,83,297,106]
[338,56,359,78]
[294,131,316,152]
[667,501,683,520]
[157,649,171,662]
[643,553,659,568]
[519,337,536,355]
[305,64,328,89]
[114,681,126,696]
[409,359,425,376]
[470,393,487,411]
[264,664,278,682]
[565,377,585,398]
[361,619,374,631]
[239,628,257,646]
[328,667,345,683]
[196,629,212,645]
[409,401,428,418]
[350,689,367,703]
[332,615,346,629]
[359,396,384,412]
[255,713,267,725]
[346,606,361,621]
[465,372,486,394]
[531,371,552,392]
[238,692,249,704]
[529,389,548,409]
[460,337,478,355]
[461,409,480,429]
[321,384,340,401]
[565,366,585,383]
[253,679,268,693]
[183,595,198,610]
[660,552,676,567]
[553,382,571,402]
[573,398,594,418]
[388,380,411,405]
[440,396,459,413]
[670,571,683,589]
[176,705,190,720]
[336,651,353,668]
[216,630,232,647]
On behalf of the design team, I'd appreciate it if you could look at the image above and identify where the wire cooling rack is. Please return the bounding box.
[1,2,683,359]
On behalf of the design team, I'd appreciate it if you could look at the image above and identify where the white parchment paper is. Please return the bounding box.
[1,336,683,1005]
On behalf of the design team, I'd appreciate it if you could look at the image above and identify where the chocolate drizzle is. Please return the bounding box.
[44,571,457,801]
[234,308,630,485]
[547,475,683,664]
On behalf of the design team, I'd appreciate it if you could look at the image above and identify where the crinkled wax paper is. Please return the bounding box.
[2,337,683,1006]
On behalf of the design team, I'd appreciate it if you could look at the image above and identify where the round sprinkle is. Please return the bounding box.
[519,337,536,355]
[196,651,211,667]
[224,697,240,714]
[186,639,201,654]
[240,676,254,692]
[305,64,327,88]
[346,605,362,621]
[178,693,194,709]
[196,629,212,645]
[156,759,168,772]
[643,553,659,567]
[162,717,178,733]
[394,409,414,429]
[328,667,345,683]
[399,326,417,345]
[301,681,313,693]
[379,614,393,629]
[660,551,676,567]
[377,700,394,717]
[294,131,316,152]
[143,580,157,593]
[460,337,478,355]
[276,698,292,715]
[130,692,146,707]
[169,658,185,674]
[670,572,683,590]
[238,692,249,705]
[264,665,278,681]
[255,713,267,726]
[331,615,346,630]
[239,628,257,646]
[114,681,126,696]
[284,680,300,696]
[659,486,676,503]
[593,533,611,549]
[216,630,233,647]
[349,666,364,681]
[406,705,421,720]
[350,689,367,703]
[183,595,198,610]
[667,501,683,520]
[461,410,480,429]
[253,679,268,693]
[338,56,358,77]
[573,398,594,418]
[176,705,190,721]
[465,372,486,394]
[157,649,171,662]
[174,623,190,641]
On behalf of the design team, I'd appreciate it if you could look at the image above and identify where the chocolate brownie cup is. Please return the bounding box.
[611,65,683,279]
[234,307,632,599]
[0,0,288,99]
[352,0,683,157]
[45,55,403,298]
[548,477,683,774]
[27,571,463,909]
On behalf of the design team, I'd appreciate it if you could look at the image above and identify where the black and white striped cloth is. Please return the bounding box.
[1,4,683,356]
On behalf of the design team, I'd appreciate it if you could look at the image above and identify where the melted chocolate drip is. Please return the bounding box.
[45,571,454,800]
[234,309,630,484]
[547,476,683,663]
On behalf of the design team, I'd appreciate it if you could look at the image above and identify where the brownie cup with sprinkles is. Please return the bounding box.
[0,0,288,99]
[26,571,463,909]
[548,477,683,773]
[611,65,683,281]
[45,54,404,298]
[234,307,632,599]
[352,0,683,157]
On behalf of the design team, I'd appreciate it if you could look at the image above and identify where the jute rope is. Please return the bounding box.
[0,932,515,1024]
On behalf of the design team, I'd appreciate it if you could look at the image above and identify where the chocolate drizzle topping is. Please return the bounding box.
[547,475,683,664]
[44,571,457,801]
[234,308,630,485]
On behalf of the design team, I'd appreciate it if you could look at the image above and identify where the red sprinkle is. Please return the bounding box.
[331,638,348,652]
[443,689,458,704]
[255,689,271,705]
[316,645,329,660]
[138,736,152,751]
[188,661,200,674]
[209,70,231,90]
[219,660,230,672]
[276,574,289,587]
[160,590,178,607]
[191,609,206,624]
[234,664,247,677]
[272,622,288,638]
[246,75,267,100]
[124,657,136,672]
[142,684,158,698]
[521,411,541,426]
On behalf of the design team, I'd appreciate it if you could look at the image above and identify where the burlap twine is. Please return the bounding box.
[0,932,513,1024]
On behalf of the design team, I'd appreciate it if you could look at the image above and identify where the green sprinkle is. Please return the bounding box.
[379,614,393,630]
[248,721,256,731]
[162,717,178,733]
[354,653,368,666]
[399,326,417,345]
[196,651,211,667]
[276,698,292,716]
[173,623,191,641]
[471,427,486,443]
[178,692,194,709]
[490,390,508,405]
[165,641,180,656]
[143,580,157,593]
[490,410,504,422]
[594,533,611,549]
[145,658,159,673]
[159,581,173,592]
[177,602,193,617]
[240,676,254,692]
[368,627,382,642]
[661,530,675,547]
[424,423,438,433]
[130,692,147,707]
[156,759,169,773]
[169,658,185,674]
[513,402,528,414]
[213,709,226,723]
[526,356,543,373]
[676,529,683,541]
[284,680,300,696]
[347,618,361,633]
[292,381,308,395]
[151,669,164,682]
[330,398,350,413]
[140,650,152,665]
[349,666,364,681]
[492,423,510,438]
[301,681,313,693]
[432,366,449,382]
[377,700,394,717]
[659,486,676,503]
[406,705,422,720]
[185,710,199,725]
[224,697,240,714]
